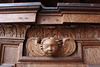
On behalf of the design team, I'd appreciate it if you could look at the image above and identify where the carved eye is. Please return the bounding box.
[53,45,57,47]
[32,50,34,52]
[40,45,43,49]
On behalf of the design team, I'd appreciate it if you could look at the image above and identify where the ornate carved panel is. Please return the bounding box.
[0,24,30,38]
[58,26,75,39]
[44,26,58,38]
[26,26,75,39]
[26,37,76,57]
[24,25,100,58]
[27,26,44,39]
[26,26,76,57]
[26,25,100,40]
[74,25,100,38]
[0,2,100,67]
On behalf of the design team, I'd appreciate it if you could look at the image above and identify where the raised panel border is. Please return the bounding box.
[0,42,19,64]
[0,37,24,66]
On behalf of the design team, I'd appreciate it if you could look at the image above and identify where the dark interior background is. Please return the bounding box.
[0,0,100,7]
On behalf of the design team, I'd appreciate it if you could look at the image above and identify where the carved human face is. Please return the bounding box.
[42,39,59,56]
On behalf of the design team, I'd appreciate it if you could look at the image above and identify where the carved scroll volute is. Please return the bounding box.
[26,37,76,57]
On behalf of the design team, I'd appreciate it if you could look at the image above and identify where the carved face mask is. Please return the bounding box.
[42,38,59,56]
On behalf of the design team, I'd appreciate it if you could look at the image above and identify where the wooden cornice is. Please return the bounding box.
[57,3,100,7]
[0,2,100,24]
[0,2,41,10]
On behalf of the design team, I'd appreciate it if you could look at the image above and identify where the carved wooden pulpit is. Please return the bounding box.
[0,2,100,67]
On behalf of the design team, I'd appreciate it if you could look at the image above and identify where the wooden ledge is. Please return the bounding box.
[57,3,100,7]
[0,2,41,7]
[0,2,41,24]
[0,2,100,24]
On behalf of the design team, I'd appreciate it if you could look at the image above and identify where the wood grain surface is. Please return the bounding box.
[0,13,36,23]
[16,63,88,67]
[84,46,100,65]
[63,14,100,23]
[37,16,63,24]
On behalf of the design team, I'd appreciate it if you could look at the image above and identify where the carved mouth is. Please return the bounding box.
[47,52,53,54]
[47,53,53,55]
[46,53,53,55]
[48,53,52,54]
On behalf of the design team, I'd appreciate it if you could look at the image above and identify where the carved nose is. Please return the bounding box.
[47,47,52,51]
[49,50,52,51]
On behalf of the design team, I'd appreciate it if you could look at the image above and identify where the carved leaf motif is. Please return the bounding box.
[3,25,13,37]
[75,28,81,38]
[58,26,75,39]
[11,25,17,37]
[93,28,99,38]
[87,28,94,38]
[19,24,26,37]
[0,24,30,38]
[0,25,4,36]
[75,25,100,38]
[44,26,57,38]
[27,26,44,39]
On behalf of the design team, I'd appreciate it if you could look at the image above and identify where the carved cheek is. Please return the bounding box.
[43,46,50,53]
[44,46,56,54]
[46,47,51,50]
[52,47,58,52]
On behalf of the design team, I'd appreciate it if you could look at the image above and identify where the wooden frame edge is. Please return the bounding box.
[0,42,19,65]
